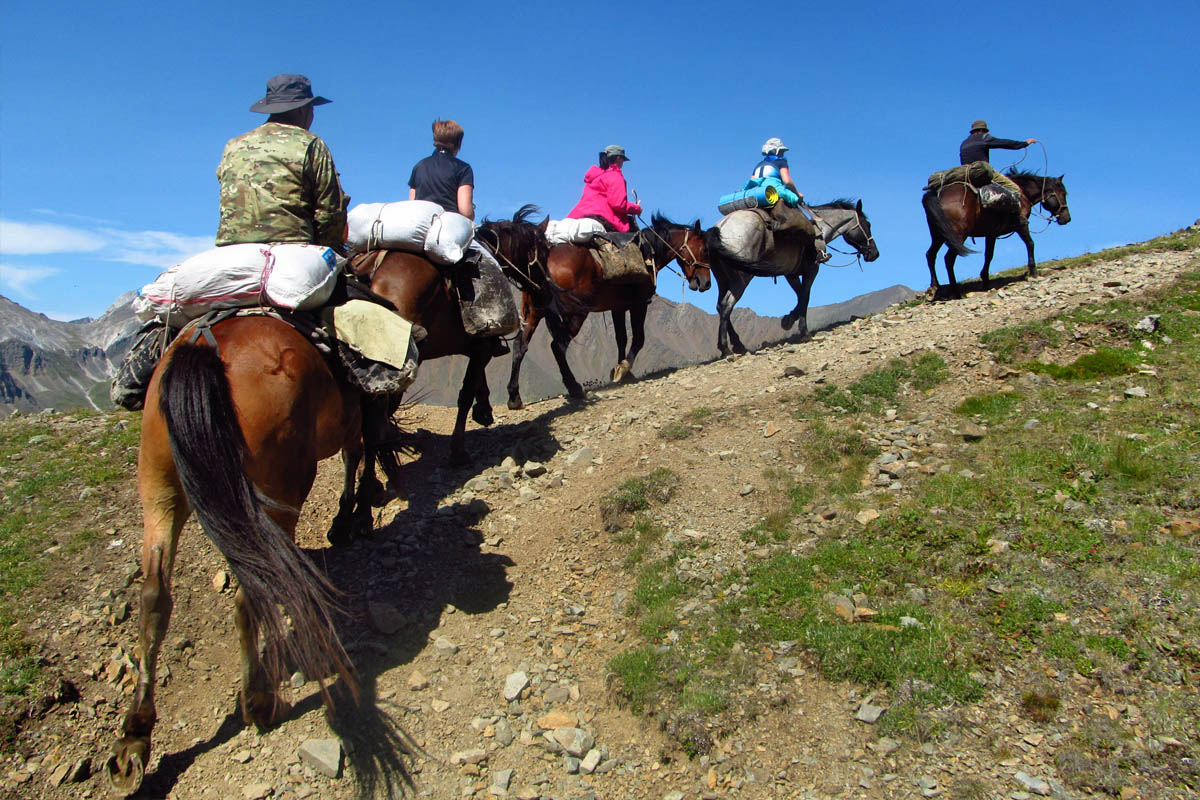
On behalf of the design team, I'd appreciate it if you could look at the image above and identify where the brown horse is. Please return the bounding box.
[923,169,1071,296]
[348,249,509,465]
[107,315,361,794]
[484,211,711,410]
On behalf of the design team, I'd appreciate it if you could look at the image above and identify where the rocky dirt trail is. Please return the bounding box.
[6,244,1197,800]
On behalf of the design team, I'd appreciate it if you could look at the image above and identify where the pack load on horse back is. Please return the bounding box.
[923,120,1071,296]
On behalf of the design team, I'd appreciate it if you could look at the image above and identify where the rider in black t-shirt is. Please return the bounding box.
[408,119,475,218]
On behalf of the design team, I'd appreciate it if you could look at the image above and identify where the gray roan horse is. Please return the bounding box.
[706,199,880,356]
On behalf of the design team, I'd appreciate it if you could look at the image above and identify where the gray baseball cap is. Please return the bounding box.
[603,144,630,161]
[249,74,331,114]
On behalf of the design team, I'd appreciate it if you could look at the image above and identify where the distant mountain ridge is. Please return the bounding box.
[0,284,916,413]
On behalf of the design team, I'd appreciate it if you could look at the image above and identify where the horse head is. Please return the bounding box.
[647,213,712,292]
[843,199,880,262]
[1039,175,1071,225]
[477,205,548,290]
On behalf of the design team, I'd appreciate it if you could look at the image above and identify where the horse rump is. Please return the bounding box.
[157,340,356,702]
[922,190,976,256]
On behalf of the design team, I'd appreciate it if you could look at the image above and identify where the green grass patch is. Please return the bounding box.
[954,391,1023,421]
[1021,346,1139,380]
[601,468,679,530]
[657,422,691,441]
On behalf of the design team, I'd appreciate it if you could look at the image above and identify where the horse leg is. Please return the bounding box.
[716,274,750,356]
[1018,224,1036,277]
[451,348,491,465]
[980,237,996,288]
[614,300,647,383]
[327,439,373,547]
[548,312,586,400]
[783,265,816,339]
[507,298,542,410]
[234,585,288,729]
[611,310,630,382]
[107,425,187,794]
[925,239,943,290]
[944,250,962,299]
[472,367,494,428]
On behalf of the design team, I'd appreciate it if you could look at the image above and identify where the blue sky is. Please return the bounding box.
[2,0,1197,322]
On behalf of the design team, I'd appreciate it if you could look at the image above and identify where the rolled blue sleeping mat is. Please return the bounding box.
[717,184,779,215]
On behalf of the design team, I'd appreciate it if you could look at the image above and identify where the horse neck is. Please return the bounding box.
[1009,176,1042,202]
[812,208,857,243]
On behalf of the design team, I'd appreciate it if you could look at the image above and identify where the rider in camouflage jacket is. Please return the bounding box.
[216,79,348,249]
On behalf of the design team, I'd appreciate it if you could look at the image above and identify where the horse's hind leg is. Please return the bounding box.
[107,423,187,794]
[614,300,648,382]
[547,312,586,400]
[925,239,943,290]
[235,587,289,729]
[944,251,962,298]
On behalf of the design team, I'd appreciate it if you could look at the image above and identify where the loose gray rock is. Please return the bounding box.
[1015,771,1052,796]
[298,738,342,779]
[242,784,273,800]
[855,702,886,724]
[550,727,594,757]
[503,671,529,702]
[566,446,594,468]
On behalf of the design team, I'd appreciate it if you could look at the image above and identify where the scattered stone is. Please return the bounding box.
[782,365,805,378]
[1124,386,1149,398]
[580,749,602,773]
[406,670,429,691]
[1014,771,1052,796]
[231,749,253,763]
[503,671,529,702]
[959,421,987,440]
[290,670,306,689]
[491,767,514,793]
[549,727,594,757]
[431,699,450,713]
[1134,314,1159,333]
[855,508,880,525]
[763,421,779,438]
[566,446,594,468]
[523,461,547,477]
[450,748,488,765]
[242,784,273,800]
[828,594,856,622]
[855,702,887,724]
[298,739,342,779]
[368,601,406,634]
[739,484,755,496]
[988,538,1011,554]
[212,570,229,592]
[433,636,459,657]
[918,775,940,797]
[537,710,577,730]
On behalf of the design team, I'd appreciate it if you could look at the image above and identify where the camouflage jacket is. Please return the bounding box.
[215,122,349,249]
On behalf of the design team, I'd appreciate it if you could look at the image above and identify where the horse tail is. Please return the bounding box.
[923,190,975,256]
[158,341,355,702]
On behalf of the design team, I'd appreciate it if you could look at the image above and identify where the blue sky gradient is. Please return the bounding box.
[2,0,1197,321]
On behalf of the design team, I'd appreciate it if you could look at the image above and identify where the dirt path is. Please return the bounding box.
[7,245,1197,800]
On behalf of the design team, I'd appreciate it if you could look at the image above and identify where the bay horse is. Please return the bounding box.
[484,211,711,410]
[923,169,1070,296]
[707,199,880,356]
[107,315,361,794]
[348,248,514,465]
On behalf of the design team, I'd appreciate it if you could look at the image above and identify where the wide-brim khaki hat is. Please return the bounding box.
[250,74,331,114]
[970,119,989,132]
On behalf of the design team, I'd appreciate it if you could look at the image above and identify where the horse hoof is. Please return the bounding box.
[780,315,796,330]
[106,737,148,795]
[243,692,290,730]
[611,361,630,382]
[507,398,524,411]
[472,404,494,427]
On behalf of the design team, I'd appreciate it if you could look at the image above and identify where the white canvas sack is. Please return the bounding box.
[424,211,475,264]
[347,200,443,253]
[715,211,769,262]
[545,217,606,246]
[132,243,339,322]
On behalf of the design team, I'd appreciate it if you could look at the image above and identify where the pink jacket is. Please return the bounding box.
[567,165,643,232]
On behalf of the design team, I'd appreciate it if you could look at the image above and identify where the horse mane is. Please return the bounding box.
[812,198,858,210]
[649,211,700,231]
[1005,168,1046,182]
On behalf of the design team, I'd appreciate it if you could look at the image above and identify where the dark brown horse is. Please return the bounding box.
[923,169,1070,296]
[483,210,711,410]
[107,315,361,794]
[348,249,511,465]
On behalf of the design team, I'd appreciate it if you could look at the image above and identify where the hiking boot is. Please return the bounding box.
[110,321,171,410]
[815,238,831,264]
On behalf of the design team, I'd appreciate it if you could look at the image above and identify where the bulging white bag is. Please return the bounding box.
[424,211,475,264]
[347,200,442,254]
[131,243,339,323]
[545,217,606,245]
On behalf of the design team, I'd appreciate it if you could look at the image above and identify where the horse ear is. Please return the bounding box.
[537,218,549,232]
[692,221,701,233]
[856,199,863,212]
[1058,174,1065,181]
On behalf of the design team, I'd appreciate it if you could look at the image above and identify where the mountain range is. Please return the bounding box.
[0,284,916,414]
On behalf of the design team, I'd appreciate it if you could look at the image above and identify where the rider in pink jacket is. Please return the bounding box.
[567,145,643,232]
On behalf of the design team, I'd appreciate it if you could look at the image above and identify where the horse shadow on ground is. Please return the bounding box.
[928,270,1030,302]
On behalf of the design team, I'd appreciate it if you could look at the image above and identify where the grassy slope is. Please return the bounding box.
[606,226,1200,794]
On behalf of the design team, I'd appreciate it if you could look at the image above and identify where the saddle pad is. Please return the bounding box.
[589,241,653,284]
[328,300,418,374]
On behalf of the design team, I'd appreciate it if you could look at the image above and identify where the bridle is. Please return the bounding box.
[812,208,875,268]
[475,225,547,292]
[638,221,709,279]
